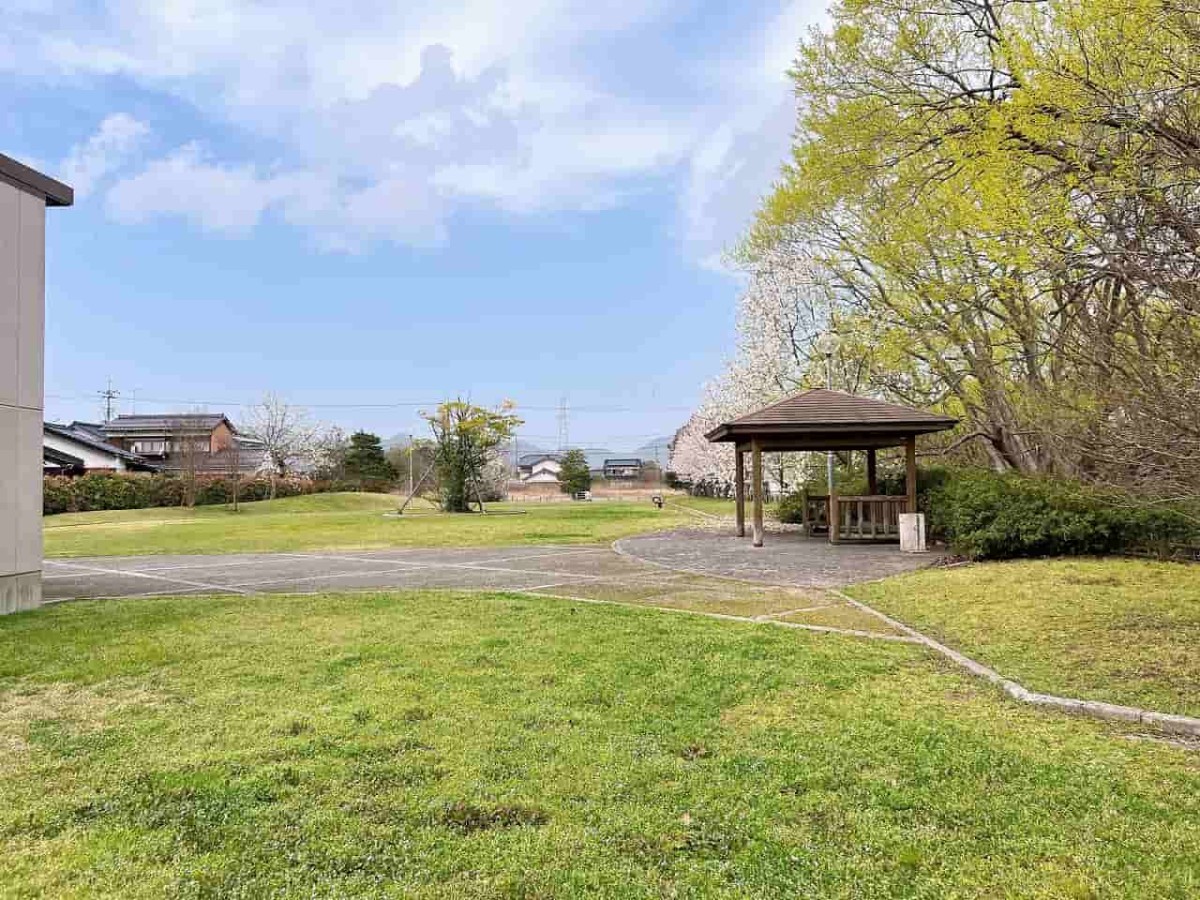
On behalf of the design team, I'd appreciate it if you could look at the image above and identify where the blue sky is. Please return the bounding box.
[3,0,827,451]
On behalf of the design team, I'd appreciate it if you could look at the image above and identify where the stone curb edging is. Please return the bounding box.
[829,589,1200,739]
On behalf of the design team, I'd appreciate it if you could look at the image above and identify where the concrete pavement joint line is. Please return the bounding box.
[43,560,252,596]
[283,547,609,566]
[521,590,919,643]
[44,557,304,576]
[230,566,455,589]
[279,551,610,580]
[121,558,322,574]
[753,604,835,621]
[829,589,1200,738]
[276,552,429,566]
[231,567,607,591]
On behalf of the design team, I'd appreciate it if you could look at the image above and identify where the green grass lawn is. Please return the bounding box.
[43,493,696,557]
[849,558,1200,718]
[2,591,1198,897]
[664,496,739,517]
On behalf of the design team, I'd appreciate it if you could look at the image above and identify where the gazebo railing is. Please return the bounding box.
[832,495,908,542]
[802,494,832,533]
[803,494,908,542]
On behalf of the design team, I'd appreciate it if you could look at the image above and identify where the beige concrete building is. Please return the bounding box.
[1,153,72,614]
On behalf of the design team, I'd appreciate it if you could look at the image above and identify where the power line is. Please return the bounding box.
[45,390,695,414]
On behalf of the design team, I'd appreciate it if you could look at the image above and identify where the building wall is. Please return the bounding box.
[211,421,233,452]
[0,181,45,613]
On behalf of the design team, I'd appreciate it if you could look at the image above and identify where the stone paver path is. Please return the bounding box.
[615,528,934,588]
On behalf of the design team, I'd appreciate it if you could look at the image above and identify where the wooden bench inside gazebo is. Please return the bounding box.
[705,389,956,547]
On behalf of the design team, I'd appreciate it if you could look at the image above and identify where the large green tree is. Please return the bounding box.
[422,400,522,512]
[742,0,1200,498]
[558,449,592,494]
[342,432,396,485]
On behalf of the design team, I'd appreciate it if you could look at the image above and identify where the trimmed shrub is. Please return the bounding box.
[776,492,807,524]
[42,473,379,515]
[926,467,1198,560]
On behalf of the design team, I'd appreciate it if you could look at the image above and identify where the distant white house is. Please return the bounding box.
[522,457,562,484]
[516,453,562,484]
[43,422,158,474]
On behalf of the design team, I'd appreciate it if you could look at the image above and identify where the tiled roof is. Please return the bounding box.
[518,452,561,466]
[43,445,85,468]
[103,414,233,434]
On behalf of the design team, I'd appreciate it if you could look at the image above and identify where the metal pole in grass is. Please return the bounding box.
[815,332,840,495]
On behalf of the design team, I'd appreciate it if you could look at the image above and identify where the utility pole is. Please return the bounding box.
[556,396,569,452]
[408,434,414,499]
[99,378,120,423]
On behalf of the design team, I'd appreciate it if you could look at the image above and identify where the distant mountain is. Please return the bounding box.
[385,434,674,470]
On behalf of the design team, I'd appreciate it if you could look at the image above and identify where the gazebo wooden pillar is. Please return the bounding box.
[751,439,764,547]
[709,389,956,546]
[734,448,746,537]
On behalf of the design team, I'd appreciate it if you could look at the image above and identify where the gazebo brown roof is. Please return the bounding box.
[705,389,957,449]
[705,389,957,547]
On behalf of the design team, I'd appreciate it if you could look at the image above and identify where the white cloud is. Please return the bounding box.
[10,0,829,258]
[680,0,826,266]
[105,145,451,251]
[106,144,296,235]
[58,113,149,197]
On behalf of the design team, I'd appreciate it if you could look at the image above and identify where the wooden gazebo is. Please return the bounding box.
[705,389,957,546]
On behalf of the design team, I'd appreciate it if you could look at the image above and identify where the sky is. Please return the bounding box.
[3,0,828,453]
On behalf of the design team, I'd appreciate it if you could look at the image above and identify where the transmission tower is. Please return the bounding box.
[98,378,120,422]
[556,396,569,451]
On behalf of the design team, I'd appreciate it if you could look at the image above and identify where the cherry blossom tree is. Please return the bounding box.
[671,253,835,493]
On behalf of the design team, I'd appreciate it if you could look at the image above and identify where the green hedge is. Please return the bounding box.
[43,473,384,515]
[776,492,806,524]
[925,467,1198,560]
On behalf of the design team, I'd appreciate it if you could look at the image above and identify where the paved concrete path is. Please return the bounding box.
[42,546,653,602]
[615,529,933,588]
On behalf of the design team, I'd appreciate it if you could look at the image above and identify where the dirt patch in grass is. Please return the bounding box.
[0,681,165,761]
[437,800,549,833]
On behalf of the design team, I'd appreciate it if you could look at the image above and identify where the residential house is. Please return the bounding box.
[516,453,562,482]
[43,422,158,474]
[101,414,267,476]
[102,413,235,458]
[602,458,643,480]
